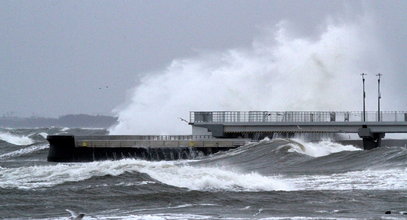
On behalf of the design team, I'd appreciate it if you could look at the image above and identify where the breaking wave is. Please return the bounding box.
[0,144,49,159]
[0,159,290,191]
[0,131,34,146]
[1,126,405,193]
[195,138,363,173]
[1,140,406,192]
[287,168,407,191]
[136,163,292,191]
[283,138,361,157]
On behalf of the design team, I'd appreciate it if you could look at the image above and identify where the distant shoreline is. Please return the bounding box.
[0,114,118,128]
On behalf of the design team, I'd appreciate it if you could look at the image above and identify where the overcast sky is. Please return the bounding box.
[1,0,406,117]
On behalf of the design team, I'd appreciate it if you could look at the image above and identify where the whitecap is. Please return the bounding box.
[284,138,361,157]
[0,144,49,159]
[286,168,407,191]
[0,131,34,145]
[0,159,292,191]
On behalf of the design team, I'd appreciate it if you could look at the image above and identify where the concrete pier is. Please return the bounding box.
[47,135,249,162]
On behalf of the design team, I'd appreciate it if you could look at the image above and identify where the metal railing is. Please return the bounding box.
[75,135,213,141]
[74,136,249,148]
[190,111,407,123]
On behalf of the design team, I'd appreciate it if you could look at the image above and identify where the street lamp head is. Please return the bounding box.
[376,73,382,121]
[361,73,367,122]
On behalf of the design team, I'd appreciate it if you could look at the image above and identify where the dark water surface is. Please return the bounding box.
[1,128,406,219]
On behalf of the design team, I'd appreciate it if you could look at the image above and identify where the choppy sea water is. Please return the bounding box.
[0,128,406,219]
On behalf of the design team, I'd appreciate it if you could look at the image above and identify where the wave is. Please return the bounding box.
[1,133,405,192]
[0,144,49,159]
[194,138,364,174]
[51,213,214,220]
[0,160,128,190]
[46,212,354,220]
[285,168,407,191]
[3,158,405,192]
[31,132,48,139]
[0,159,291,191]
[136,163,292,192]
[0,131,34,146]
[2,146,406,192]
[283,138,361,157]
[205,138,360,162]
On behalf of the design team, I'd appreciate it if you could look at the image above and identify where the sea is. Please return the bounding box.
[0,127,406,219]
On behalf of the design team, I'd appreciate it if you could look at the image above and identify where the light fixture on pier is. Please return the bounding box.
[361,73,367,122]
[377,73,382,121]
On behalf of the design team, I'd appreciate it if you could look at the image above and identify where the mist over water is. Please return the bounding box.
[110,16,383,135]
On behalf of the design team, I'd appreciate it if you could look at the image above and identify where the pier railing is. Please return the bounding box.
[72,135,248,148]
[190,111,407,123]
[75,135,213,141]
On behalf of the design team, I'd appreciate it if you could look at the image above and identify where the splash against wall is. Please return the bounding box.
[110,16,383,135]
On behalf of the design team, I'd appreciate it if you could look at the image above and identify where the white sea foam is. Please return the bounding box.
[37,132,48,139]
[96,213,213,220]
[0,160,128,190]
[0,159,290,191]
[41,215,356,220]
[286,168,407,191]
[285,139,361,157]
[40,213,213,220]
[1,158,405,192]
[0,131,34,145]
[0,144,49,159]
[136,163,291,191]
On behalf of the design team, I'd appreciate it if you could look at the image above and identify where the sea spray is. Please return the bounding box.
[109,17,382,135]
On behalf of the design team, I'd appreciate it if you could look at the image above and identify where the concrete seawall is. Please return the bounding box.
[47,135,248,162]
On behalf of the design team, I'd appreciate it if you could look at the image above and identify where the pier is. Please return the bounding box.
[47,135,248,162]
[47,110,407,162]
[190,111,407,150]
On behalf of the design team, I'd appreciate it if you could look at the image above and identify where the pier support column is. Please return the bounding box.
[358,127,385,150]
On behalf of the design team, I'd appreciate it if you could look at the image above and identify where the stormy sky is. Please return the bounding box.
[1,0,406,117]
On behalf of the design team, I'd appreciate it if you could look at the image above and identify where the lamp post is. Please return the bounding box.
[377,73,382,121]
[361,73,367,122]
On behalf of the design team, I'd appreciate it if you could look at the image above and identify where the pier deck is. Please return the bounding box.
[74,135,248,148]
[47,135,249,162]
[190,111,407,149]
